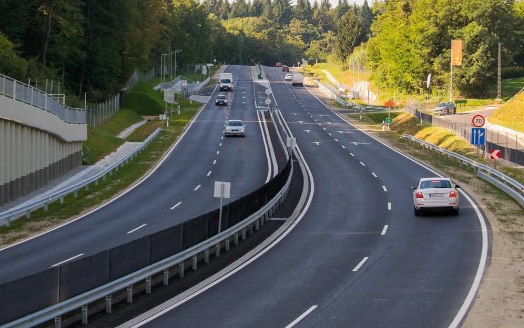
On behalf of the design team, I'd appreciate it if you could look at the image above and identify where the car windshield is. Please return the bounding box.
[228,121,243,126]
[220,78,231,83]
[217,95,226,99]
[437,103,447,107]
[420,180,452,189]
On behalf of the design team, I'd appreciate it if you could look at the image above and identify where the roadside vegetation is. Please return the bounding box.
[0,80,202,246]
[489,89,524,133]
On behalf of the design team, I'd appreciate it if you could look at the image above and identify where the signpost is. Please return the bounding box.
[214,181,231,233]
[472,114,485,127]
[470,127,486,145]
[491,149,501,168]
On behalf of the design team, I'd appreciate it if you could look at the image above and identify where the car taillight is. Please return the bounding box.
[415,191,424,199]
[449,190,457,197]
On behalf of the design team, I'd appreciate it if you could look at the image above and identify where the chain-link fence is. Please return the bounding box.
[86,68,155,128]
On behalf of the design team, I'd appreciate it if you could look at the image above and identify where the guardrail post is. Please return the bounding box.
[54,316,61,328]
[74,190,78,198]
[234,233,239,245]
[60,196,64,204]
[44,203,49,211]
[192,256,198,271]
[85,184,89,191]
[249,224,254,235]
[179,262,185,278]
[163,269,169,285]
[225,238,230,251]
[242,228,247,240]
[95,179,99,186]
[255,219,260,231]
[205,249,210,263]
[146,276,152,294]
[81,305,88,324]
[106,295,112,313]
[127,286,133,303]
[26,210,31,219]
[260,215,265,226]
[215,243,221,257]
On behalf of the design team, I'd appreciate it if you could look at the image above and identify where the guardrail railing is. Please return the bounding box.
[0,128,162,227]
[0,73,86,124]
[4,158,292,328]
[315,80,355,108]
[401,134,524,208]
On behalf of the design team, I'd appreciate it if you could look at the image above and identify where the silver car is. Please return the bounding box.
[225,120,245,137]
[412,177,460,216]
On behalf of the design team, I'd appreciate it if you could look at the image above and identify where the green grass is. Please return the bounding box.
[489,89,524,133]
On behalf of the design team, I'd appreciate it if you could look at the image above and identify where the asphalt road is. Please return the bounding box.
[126,67,489,328]
[0,65,281,284]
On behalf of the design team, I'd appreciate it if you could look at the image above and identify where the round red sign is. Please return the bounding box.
[472,114,485,127]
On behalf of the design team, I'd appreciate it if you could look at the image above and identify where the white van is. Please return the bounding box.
[291,73,304,86]
[218,73,233,91]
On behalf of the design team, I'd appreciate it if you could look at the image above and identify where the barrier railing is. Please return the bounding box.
[401,134,524,208]
[0,128,162,227]
[315,80,355,108]
[0,74,85,124]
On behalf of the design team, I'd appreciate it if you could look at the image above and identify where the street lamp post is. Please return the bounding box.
[174,49,182,80]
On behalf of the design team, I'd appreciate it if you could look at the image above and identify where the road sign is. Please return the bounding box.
[490,149,501,159]
[472,114,485,127]
[385,117,393,124]
[470,127,486,145]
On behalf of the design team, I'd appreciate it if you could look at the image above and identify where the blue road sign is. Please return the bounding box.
[471,127,486,145]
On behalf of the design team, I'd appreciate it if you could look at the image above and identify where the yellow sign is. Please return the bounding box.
[451,40,463,66]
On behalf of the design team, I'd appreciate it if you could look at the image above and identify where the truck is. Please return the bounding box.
[291,73,304,86]
[218,72,233,91]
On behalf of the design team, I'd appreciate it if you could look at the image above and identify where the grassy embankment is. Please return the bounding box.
[0,77,204,246]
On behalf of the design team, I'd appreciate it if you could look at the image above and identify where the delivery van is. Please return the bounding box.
[218,73,233,91]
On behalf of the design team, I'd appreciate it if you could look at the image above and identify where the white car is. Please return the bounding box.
[284,73,293,81]
[412,177,460,216]
[225,120,245,137]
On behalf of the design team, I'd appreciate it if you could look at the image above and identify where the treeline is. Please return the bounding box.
[364,0,524,98]
[0,0,372,102]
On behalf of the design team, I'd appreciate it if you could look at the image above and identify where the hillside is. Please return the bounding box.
[489,89,524,133]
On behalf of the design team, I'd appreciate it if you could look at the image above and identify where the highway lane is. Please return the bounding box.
[0,65,280,284]
[127,66,488,328]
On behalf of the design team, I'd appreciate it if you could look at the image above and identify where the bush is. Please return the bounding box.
[502,66,524,79]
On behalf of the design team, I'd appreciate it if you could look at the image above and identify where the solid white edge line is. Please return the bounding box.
[381,225,388,236]
[352,257,369,272]
[0,88,215,252]
[170,202,182,210]
[382,186,387,192]
[448,190,489,328]
[127,224,147,234]
[285,305,318,328]
[51,253,84,267]
[257,110,276,182]
[303,82,490,326]
[194,185,201,191]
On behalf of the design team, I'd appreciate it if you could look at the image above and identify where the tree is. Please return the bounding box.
[293,0,312,23]
[230,0,251,18]
[335,6,368,61]
[272,0,293,26]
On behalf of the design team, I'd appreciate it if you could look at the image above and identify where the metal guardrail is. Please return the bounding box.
[0,128,162,227]
[5,153,293,328]
[0,74,86,124]
[315,80,355,108]
[401,134,524,208]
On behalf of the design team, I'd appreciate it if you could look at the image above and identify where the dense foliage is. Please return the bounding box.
[0,0,522,102]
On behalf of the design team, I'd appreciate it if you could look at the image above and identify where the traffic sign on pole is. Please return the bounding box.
[470,127,486,145]
[490,149,501,159]
[472,114,485,127]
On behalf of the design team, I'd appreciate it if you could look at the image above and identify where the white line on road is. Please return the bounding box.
[216,151,220,155]
[334,139,338,142]
[388,202,392,210]
[194,185,201,191]
[51,253,84,267]
[170,202,182,210]
[350,153,354,157]
[352,257,369,272]
[360,162,365,166]
[382,186,387,192]
[342,145,346,149]
[381,225,388,235]
[219,143,222,147]
[213,160,217,165]
[372,172,377,178]
[285,305,318,328]
[207,171,212,177]
[127,224,147,234]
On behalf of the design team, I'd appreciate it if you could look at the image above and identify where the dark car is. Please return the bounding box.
[275,62,282,67]
[282,65,289,72]
[215,94,228,106]
[433,102,456,116]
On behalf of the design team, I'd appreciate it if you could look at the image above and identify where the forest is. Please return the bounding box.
[0,0,523,102]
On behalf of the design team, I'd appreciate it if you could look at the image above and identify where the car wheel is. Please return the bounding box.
[452,207,459,216]
[414,207,421,216]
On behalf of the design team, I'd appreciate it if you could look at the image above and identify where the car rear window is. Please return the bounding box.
[421,180,452,189]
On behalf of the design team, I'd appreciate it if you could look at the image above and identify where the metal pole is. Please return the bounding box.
[218,183,224,233]
[497,43,502,101]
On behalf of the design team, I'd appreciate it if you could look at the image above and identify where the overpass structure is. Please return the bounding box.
[0,74,87,206]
